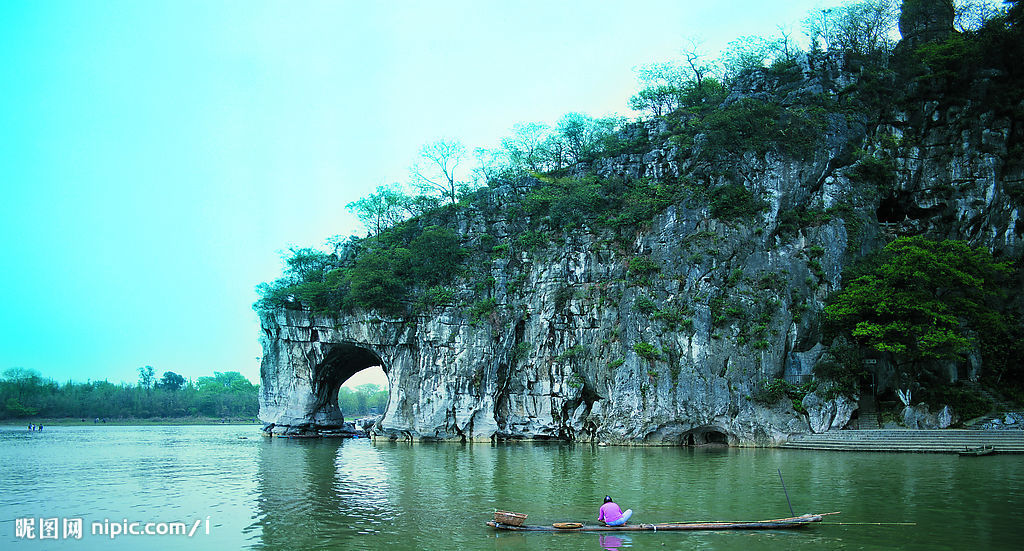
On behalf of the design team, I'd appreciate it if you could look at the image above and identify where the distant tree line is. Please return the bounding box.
[1,367,391,421]
[0,367,259,420]
[338,383,388,417]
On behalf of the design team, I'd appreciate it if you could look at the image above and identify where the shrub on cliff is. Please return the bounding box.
[709,182,767,222]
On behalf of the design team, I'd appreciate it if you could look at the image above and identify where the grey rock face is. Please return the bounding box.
[903,403,950,430]
[938,406,955,429]
[803,392,858,433]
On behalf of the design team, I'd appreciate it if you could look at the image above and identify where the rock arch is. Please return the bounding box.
[258,311,391,434]
[257,301,812,444]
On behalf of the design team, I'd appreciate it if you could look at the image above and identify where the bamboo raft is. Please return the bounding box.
[487,512,832,532]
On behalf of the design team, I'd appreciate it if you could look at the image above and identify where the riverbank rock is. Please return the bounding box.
[978,411,1024,430]
[938,405,954,429]
[804,392,858,433]
[902,403,959,429]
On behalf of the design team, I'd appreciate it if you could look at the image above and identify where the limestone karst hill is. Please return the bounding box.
[257,1,1023,444]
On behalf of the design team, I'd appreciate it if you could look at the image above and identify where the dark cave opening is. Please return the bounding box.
[877,193,906,223]
[683,427,730,447]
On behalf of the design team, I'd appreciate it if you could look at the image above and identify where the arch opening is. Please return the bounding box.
[310,343,389,429]
[338,365,390,429]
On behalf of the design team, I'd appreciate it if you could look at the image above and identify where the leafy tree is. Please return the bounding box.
[346,184,413,236]
[803,0,900,55]
[138,366,155,389]
[412,139,470,204]
[156,371,185,391]
[630,37,728,118]
[523,176,605,229]
[553,113,624,165]
[630,61,689,117]
[282,247,336,283]
[407,226,464,287]
[825,237,1011,383]
[343,248,410,313]
[254,245,343,312]
[719,35,783,78]
[629,84,681,117]
[501,122,552,174]
[555,113,595,165]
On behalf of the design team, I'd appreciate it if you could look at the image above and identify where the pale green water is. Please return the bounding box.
[1,425,1022,550]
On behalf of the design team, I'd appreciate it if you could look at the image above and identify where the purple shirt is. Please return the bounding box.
[598,502,624,523]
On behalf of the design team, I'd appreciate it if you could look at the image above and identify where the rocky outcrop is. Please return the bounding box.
[258,14,1022,444]
[804,392,858,433]
[901,403,958,429]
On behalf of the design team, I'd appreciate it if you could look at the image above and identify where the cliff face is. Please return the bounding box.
[259,27,1022,444]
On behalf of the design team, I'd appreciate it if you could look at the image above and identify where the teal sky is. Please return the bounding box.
[1,0,828,385]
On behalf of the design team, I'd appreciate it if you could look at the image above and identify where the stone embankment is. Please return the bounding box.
[781,429,1024,453]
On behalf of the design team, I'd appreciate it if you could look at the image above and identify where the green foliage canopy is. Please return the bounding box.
[825,236,1011,380]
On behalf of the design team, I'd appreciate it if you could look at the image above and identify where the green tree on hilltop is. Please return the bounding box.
[346,184,412,236]
[412,139,470,204]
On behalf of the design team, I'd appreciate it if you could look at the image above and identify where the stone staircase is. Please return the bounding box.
[857,410,880,429]
[960,381,1013,427]
[781,429,1024,453]
[856,393,880,429]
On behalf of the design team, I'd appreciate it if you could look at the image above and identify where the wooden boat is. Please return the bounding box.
[959,445,996,456]
[487,512,829,532]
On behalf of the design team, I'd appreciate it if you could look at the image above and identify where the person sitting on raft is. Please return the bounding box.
[598,495,633,526]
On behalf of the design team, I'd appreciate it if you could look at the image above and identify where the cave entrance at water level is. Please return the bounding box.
[682,428,729,447]
[311,343,390,428]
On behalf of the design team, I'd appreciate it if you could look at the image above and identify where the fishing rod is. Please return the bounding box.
[778,468,794,516]
[822,512,913,526]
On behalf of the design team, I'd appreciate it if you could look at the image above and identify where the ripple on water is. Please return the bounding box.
[4,428,1023,551]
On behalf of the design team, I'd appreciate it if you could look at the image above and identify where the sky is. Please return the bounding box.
[0,0,834,387]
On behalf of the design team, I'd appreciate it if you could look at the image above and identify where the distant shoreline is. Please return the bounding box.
[2,417,260,427]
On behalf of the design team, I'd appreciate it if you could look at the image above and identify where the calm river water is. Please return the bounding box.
[1,425,1021,550]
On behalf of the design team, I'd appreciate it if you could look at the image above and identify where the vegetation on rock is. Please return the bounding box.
[825,236,1021,393]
